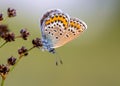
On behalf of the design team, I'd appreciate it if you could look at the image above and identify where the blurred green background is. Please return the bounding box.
[0,0,120,86]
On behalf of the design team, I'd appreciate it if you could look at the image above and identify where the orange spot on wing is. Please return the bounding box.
[76,24,81,29]
[45,15,68,29]
[70,21,81,30]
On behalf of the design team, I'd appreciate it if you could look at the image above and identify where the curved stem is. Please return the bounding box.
[0,46,36,86]
[10,46,35,72]
[10,58,21,72]
[15,35,22,39]
[3,16,9,24]
[1,78,5,86]
[27,46,35,52]
[0,42,7,48]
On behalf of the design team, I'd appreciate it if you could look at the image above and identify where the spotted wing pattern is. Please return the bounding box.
[40,9,70,50]
[40,9,87,50]
[53,17,87,48]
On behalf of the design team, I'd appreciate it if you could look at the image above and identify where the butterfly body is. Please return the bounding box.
[40,9,87,53]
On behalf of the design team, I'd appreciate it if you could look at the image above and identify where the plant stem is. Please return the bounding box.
[0,46,36,86]
[3,16,9,24]
[0,42,7,48]
[1,78,5,86]
[27,46,35,52]
[10,58,21,72]
[15,36,22,39]
[10,46,35,72]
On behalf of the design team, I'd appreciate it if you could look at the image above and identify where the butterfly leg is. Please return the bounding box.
[55,56,63,66]
[49,48,63,66]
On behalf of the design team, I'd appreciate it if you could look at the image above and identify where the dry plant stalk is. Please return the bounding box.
[0,8,43,86]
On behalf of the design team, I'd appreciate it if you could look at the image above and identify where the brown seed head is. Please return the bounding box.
[18,46,28,56]
[7,8,16,17]
[0,64,10,75]
[1,32,15,42]
[32,38,43,47]
[20,29,30,40]
[7,56,17,66]
[0,24,9,36]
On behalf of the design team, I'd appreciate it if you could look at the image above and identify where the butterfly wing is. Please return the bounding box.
[53,17,87,48]
[40,9,70,51]
[40,9,87,50]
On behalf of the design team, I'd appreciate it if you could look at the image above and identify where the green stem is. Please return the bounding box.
[10,58,21,72]
[27,46,35,52]
[15,35,22,39]
[10,46,35,72]
[0,42,7,48]
[1,78,5,86]
[0,46,35,86]
[3,16,9,24]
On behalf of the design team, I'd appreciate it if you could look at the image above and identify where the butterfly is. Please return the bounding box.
[40,9,87,65]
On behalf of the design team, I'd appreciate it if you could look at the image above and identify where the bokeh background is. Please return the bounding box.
[0,0,120,86]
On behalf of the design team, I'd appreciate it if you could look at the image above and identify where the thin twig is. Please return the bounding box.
[0,46,36,86]
[10,58,21,72]
[15,35,22,39]
[3,16,9,24]
[0,42,7,48]
[1,78,5,86]
[10,46,35,72]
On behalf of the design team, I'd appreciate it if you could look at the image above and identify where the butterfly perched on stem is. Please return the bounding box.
[40,9,87,65]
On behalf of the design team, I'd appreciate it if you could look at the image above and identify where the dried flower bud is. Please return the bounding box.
[0,24,9,36]
[7,56,16,66]
[0,13,3,21]
[0,64,10,75]
[18,46,28,56]
[20,29,30,40]
[32,38,43,47]
[1,32,15,42]
[7,8,16,17]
